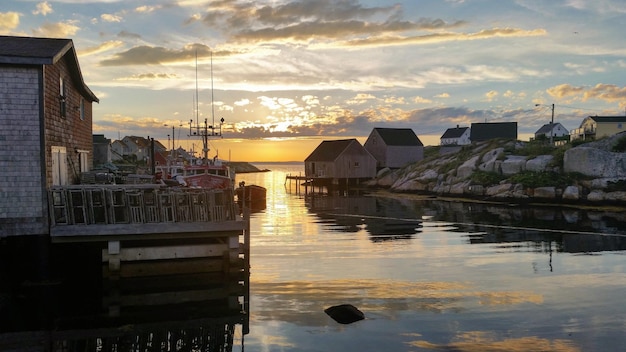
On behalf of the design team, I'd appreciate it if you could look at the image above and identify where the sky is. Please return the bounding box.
[1,0,625,162]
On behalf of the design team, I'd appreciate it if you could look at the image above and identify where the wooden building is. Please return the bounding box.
[364,128,424,169]
[570,116,626,141]
[440,125,471,146]
[304,139,376,190]
[0,35,99,237]
[470,122,518,142]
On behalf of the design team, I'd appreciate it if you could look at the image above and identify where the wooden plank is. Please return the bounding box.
[103,258,225,278]
[103,286,246,307]
[102,244,229,262]
[50,219,247,240]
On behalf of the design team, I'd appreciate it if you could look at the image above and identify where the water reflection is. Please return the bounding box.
[0,241,248,351]
[305,195,423,241]
[305,193,626,253]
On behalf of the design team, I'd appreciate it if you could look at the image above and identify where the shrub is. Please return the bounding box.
[612,135,626,152]
[508,171,578,188]
[470,171,505,186]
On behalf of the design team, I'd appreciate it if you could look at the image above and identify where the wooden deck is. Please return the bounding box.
[47,185,251,281]
[48,185,246,237]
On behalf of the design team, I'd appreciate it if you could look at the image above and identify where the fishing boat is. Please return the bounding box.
[156,158,234,189]
[236,182,267,211]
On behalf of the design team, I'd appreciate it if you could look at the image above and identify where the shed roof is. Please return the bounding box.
[535,123,559,134]
[0,35,98,102]
[588,116,626,123]
[441,126,469,139]
[470,122,517,141]
[372,128,423,146]
[305,139,357,162]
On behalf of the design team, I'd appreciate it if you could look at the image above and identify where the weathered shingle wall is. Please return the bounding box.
[0,66,47,236]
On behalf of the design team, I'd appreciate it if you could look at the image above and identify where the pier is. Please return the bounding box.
[285,173,369,194]
[47,184,250,282]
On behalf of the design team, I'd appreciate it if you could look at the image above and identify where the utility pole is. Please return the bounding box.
[550,103,555,145]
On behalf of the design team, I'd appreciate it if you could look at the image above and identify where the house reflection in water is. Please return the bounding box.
[305,193,626,253]
[0,241,249,351]
[306,195,423,241]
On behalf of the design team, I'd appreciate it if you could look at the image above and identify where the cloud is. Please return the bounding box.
[485,90,499,101]
[413,96,433,104]
[78,40,124,56]
[344,27,546,47]
[99,44,219,66]
[0,12,20,31]
[135,5,161,13]
[117,73,180,81]
[101,13,122,23]
[33,2,53,16]
[194,0,467,45]
[117,30,141,39]
[547,83,626,104]
[32,21,79,37]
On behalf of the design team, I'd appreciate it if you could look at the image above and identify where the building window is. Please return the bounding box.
[59,77,66,118]
[80,98,85,120]
[354,161,360,167]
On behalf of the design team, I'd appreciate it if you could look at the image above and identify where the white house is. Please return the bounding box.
[440,126,471,145]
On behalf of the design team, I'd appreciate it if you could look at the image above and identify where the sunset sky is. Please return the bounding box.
[2,0,625,161]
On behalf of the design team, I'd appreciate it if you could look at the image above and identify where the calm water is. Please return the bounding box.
[2,162,626,351]
[237,162,626,352]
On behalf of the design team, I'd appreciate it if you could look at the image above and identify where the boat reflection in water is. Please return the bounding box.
[0,240,249,351]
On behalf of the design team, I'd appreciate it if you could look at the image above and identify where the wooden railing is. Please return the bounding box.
[48,185,238,226]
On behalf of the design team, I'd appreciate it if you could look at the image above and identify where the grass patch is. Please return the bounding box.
[508,171,579,188]
[470,171,505,186]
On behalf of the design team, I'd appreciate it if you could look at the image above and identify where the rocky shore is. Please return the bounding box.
[367,132,626,205]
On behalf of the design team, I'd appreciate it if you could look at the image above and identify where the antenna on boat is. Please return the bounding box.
[188,48,225,165]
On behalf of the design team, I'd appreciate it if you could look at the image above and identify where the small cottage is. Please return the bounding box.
[440,125,471,146]
[364,128,424,169]
[304,139,376,189]
[470,122,517,142]
[534,122,569,141]
[571,116,626,141]
[0,35,98,237]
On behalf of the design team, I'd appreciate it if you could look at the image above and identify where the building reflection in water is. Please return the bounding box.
[0,240,249,351]
[306,195,423,241]
[305,193,626,253]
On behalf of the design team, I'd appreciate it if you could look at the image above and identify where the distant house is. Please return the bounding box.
[364,128,424,169]
[440,125,471,146]
[470,122,517,142]
[304,139,376,183]
[534,123,569,141]
[0,35,98,237]
[93,134,112,166]
[570,116,626,141]
[111,139,130,159]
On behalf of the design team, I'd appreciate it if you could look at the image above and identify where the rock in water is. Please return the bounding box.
[324,304,365,324]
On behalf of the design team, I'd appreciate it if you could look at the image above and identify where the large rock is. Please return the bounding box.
[325,304,365,324]
[564,147,626,178]
[501,155,526,176]
[533,187,556,199]
[486,183,513,197]
[526,155,554,172]
[478,148,504,173]
[562,185,580,200]
[456,155,480,179]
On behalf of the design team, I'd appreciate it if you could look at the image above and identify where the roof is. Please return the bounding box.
[372,128,423,146]
[588,116,626,123]
[305,139,357,162]
[535,122,560,134]
[441,126,469,139]
[470,122,517,141]
[0,35,98,102]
